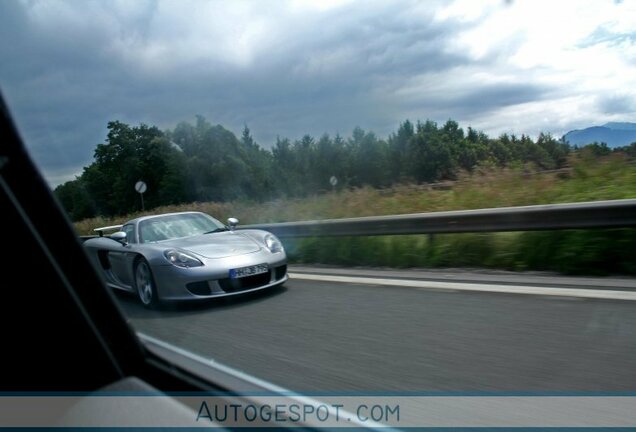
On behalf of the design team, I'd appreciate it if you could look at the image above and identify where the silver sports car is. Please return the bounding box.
[83,211,288,307]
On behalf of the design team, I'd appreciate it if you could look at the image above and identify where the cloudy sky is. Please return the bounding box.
[1,0,635,186]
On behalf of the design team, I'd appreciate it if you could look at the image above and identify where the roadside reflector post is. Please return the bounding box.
[329,175,338,192]
[135,180,147,211]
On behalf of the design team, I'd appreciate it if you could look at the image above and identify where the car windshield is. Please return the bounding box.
[139,213,225,243]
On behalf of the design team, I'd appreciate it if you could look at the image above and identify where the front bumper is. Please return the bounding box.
[151,250,287,301]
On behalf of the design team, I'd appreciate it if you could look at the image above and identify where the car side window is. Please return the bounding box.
[122,224,135,244]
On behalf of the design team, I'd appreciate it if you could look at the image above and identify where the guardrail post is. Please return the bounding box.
[428,233,436,263]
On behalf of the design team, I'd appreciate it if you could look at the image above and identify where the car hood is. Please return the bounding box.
[161,232,262,259]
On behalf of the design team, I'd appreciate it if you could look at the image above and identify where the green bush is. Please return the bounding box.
[286,229,636,276]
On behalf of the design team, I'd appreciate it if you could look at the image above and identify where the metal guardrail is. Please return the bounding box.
[241,199,636,238]
[77,199,636,241]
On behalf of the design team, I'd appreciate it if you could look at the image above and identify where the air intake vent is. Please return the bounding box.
[274,265,287,280]
[186,281,212,296]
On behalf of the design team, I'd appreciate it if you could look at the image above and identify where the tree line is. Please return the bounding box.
[54,116,636,221]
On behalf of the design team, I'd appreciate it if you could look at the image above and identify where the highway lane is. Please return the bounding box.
[117,271,636,392]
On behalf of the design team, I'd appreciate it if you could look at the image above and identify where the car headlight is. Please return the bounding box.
[264,234,284,253]
[164,249,203,268]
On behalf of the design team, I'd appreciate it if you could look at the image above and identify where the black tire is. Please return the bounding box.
[134,258,159,308]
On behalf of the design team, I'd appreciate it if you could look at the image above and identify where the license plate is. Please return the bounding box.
[229,264,268,279]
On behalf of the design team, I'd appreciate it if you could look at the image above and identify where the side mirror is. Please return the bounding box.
[110,231,128,244]
[227,217,239,232]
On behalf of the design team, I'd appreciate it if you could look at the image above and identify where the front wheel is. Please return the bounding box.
[134,259,159,308]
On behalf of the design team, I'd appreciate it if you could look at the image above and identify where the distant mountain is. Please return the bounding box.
[564,122,636,148]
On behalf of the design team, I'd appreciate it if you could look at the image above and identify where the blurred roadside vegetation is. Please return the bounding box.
[74,152,636,275]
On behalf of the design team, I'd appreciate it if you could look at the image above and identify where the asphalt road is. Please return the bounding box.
[117,268,636,392]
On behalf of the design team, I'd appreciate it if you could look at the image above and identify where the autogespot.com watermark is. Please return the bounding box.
[2,394,636,428]
[196,400,399,425]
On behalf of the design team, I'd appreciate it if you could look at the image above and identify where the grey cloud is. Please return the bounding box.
[394,80,552,125]
[598,94,634,115]
[451,83,552,115]
[0,0,558,185]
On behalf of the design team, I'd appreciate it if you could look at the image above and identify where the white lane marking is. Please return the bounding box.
[289,273,636,301]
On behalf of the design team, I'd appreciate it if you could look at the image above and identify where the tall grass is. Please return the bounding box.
[73,154,636,275]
